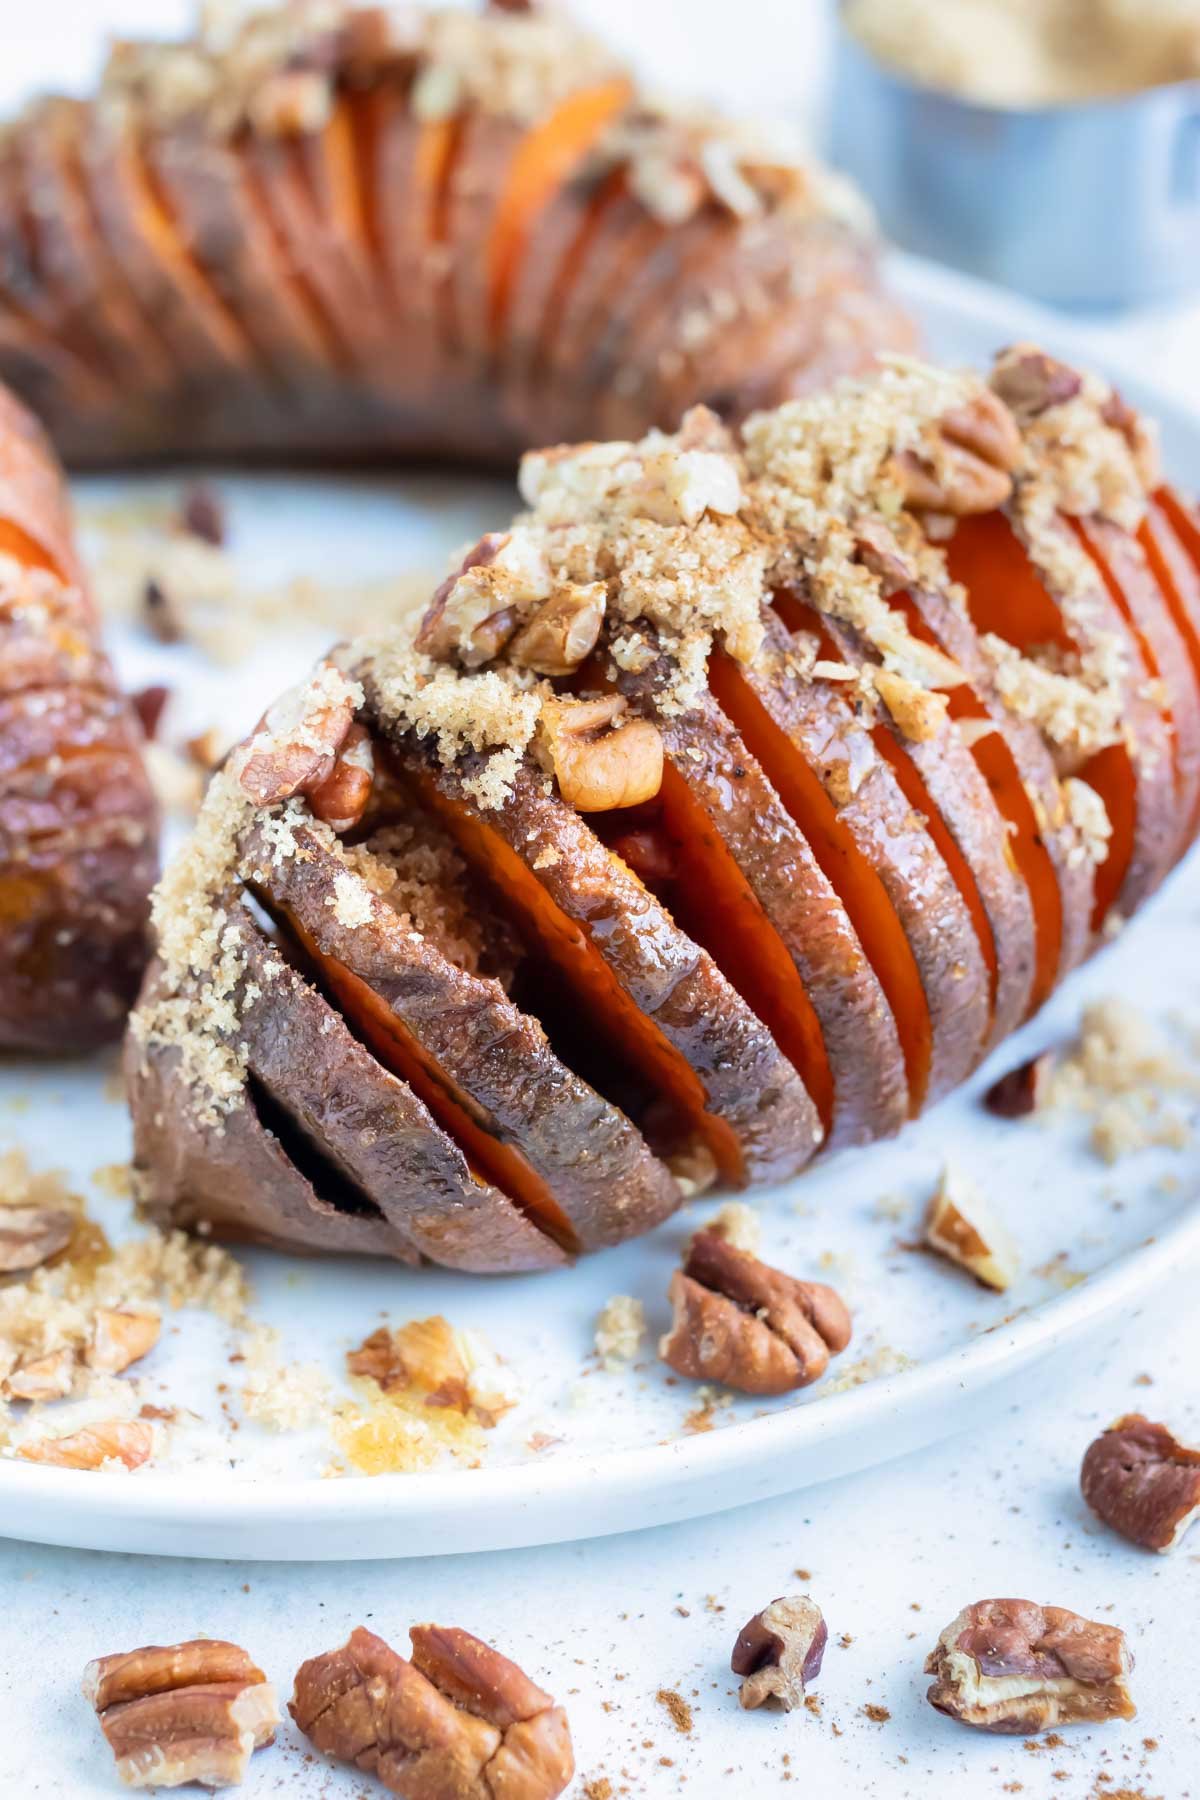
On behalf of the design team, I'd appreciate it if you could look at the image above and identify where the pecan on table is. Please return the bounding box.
[290,1623,573,1800]
[732,1596,827,1711]
[1081,1413,1200,1552]
[925,1599,1135,1734]
[83,1639,278,1788]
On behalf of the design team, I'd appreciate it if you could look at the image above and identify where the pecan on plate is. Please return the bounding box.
[290,1624,573,1800]
[3,1347,76,1402]
[658,1228,851,1395]
[925,1599,1135,1734]
[0,1204,75,1274]
[86,1308,161,1375]
[82,1639,279,1788]
[888,389,1023,518]
[732,1596,827,1711]
[923,1163,1018,1292]
[18,1419,154,1472]
[1081,1414,1200,1553]
[535,694,663,814]
[982,1052,1051,1119]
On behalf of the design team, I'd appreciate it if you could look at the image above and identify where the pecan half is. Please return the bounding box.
[889,391,1022,518]
[982,1052,1051,1119]
[925,1599,1136,1734]
[86,1308,161,1376]
[990,346,1084,420]
[0,1204,75,1273]
[18,1419,154,1471]
[290,1624,573,1800]
[923,1163,1019,1292]
[1081,1414,1200,1553]
[508,583,606,676]
[535,694,663,813]
[83,1639,278,1789]
[732,1596,827,1711]
[235,662,358,808]
[658,1229,851,1395]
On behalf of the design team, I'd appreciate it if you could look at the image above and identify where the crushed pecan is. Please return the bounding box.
[982,1052,1051,1119]
[18,1419,154,1471]
[508,583,607,676]
[235,662,358,808]
[1081,1414,1200,1553]
[415,534,542,668]
[0,1204,75,1273]
[290,1624,573,1799]
[306,720,375,833]
[83,1639,278,1789]
[658,1228,851,1395]
[990,346,1083,420]
[732,1596,827,1711]
[534,695,663,813]
[86,1308,161,1375]
[925,1599,1136,1734]
[889,390,1022,517]
[923,1163,1018,1292]
[178,482,226,547]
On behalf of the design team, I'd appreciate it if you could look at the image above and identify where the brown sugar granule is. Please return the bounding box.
[863,1704,891,1722]
[656,1688,694,1735]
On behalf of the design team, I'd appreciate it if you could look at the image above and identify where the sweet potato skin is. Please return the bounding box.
[390,738,824,1187]
[245,815,680,1252]
[130,907,568,1271]
[0,388,156,1053]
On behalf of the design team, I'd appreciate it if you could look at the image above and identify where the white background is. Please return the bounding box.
[1,5,1199,1798]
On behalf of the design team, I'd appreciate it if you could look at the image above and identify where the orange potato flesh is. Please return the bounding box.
[944,510,1151,929]
[887,590,1067,1013]
[707,644,931,1115]
[487,78,630,347]
[408,766,746,1185]
[277,902,579,1254]
[652,757,835,1135]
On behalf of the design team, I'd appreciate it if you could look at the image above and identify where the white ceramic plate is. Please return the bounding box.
[2,255,1199,1560]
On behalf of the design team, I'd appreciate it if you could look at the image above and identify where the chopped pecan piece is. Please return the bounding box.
[535,695,663,813]
[289,1624,573,1799]
[142,577,185,644]
[990,346,1083,420]
[305,721,375,833]
[925,1599,1136,1734]
[3,1346,76,1402]
[732,1596,827,1711]
[416,533,548,668]
[1081,1414,1200,1553]
[0,1204,75,1273]
[86,1308,161,1375]
[924,1163,1018,1292]
[234,662,358,808]
[508,583,606,676]
[983,1052,1051,1119]
[889,390,1022,518]
[18,1419,154,1471]
[178,482,226,547]
[83,1639,278,1789]
[658,1228,851,1395]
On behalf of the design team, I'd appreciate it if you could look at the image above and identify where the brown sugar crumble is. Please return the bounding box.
[656,1688,695,1735]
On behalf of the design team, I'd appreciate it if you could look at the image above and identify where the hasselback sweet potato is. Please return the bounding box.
[0,2,913,466]
[127,350,1193,1271]
[0,385,156,1053]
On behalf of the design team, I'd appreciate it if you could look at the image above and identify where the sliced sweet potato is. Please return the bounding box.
[1076,514,1200,870]
[16,100,170,395]
[809,602,1036,1050]
[646,697,908,1149]
[243,815,678,1252]
[708,610,992,1111]
[390,744,822,1185]
[1140,497,1200,838]
[145,125,336,385]
[890,582,1093,1003]
[227,908,567,1270]
[945,509,1178,927]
